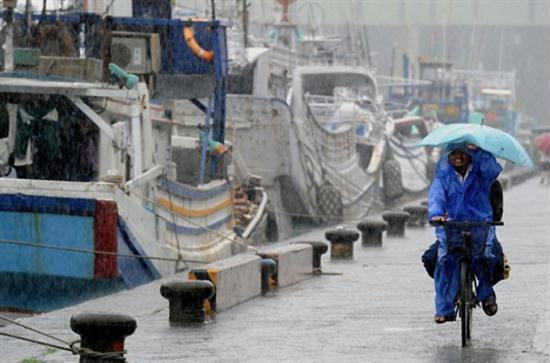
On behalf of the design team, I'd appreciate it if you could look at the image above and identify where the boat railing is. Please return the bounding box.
[304,93,376,126]
[0,178,117,200]
[305,93,375,105]
[375,75,431,89]
[268,44,364,77]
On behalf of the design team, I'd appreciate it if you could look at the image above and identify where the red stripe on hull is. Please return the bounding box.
[94,200,118,278]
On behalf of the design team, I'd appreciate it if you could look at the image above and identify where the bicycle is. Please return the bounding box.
[430,219,503,347]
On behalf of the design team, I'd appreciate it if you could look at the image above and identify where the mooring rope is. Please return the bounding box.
[0,315,126,361]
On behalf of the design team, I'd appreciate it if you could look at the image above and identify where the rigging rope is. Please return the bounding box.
[0,238,209,264]
[302,100,387,209]
[390,134,430,184]
[166,173,189,272]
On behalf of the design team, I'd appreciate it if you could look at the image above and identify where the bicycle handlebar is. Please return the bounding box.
[429,220,504,227]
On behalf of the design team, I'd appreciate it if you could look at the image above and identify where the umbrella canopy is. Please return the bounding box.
[420,123,534,167]
[535,132,550,157]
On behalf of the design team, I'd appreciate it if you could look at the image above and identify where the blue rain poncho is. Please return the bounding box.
[428,144,503,317]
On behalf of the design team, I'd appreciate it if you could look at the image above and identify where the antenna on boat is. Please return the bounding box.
[24,0,32,46]
[211,0,216,20]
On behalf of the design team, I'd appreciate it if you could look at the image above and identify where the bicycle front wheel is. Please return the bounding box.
[460,260,472,347]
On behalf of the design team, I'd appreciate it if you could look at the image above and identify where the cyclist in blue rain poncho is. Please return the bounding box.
[428,142,502,324]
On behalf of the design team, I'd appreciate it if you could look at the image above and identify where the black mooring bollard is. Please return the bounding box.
[403,205,429,228]
[260,258,277,293]
[381,211,410,237]
[325,229,359,259]
[70,312,136,363]
[356,219,387,246]
[160,280,215,325]
[291,241,329,273]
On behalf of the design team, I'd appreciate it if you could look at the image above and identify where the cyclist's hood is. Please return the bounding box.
[446,142,473,157]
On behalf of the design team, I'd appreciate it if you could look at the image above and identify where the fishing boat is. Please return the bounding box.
[452,69,518,135]
[0,11,268,313]
[286,65,392,222]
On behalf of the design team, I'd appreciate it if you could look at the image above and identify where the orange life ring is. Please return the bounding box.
[183,23,214,62]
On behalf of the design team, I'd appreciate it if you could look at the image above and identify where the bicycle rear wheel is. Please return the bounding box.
[460,260,472,347]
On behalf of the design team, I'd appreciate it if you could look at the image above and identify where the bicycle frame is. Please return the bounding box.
[458,230,476,346]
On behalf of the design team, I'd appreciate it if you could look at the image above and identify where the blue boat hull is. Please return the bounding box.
[0,272,125,313]
[0,194,161,312]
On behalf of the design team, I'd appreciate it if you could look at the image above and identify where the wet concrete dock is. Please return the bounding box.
[1,177,548,362]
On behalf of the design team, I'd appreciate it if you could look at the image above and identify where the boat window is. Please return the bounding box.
[302,73,376,100]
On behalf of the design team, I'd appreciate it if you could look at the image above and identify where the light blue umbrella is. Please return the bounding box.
[420,123,534,167]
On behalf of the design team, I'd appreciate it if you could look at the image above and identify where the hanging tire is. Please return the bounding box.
[382,159,404,201]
